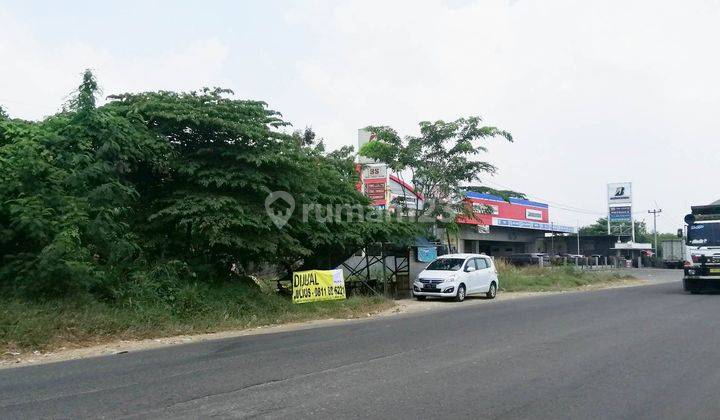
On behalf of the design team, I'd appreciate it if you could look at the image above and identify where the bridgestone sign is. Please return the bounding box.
[607,182,632,205]
[607,182,633,236]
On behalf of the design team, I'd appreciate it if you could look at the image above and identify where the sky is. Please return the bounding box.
[2,0,719,233]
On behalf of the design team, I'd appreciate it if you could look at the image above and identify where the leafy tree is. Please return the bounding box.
[580,217,652,240]
[359,117,516,245]
[105,90,414,278]
[581,216,681,256]
[1,71,415,298]
[0,70,169,297]
[579,218,611,236]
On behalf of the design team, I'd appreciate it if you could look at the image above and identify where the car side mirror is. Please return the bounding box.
[465,266,476,272]
[677,228,683,238]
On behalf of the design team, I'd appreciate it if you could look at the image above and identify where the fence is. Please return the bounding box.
[530,256,640,269]
[549,256,660,269]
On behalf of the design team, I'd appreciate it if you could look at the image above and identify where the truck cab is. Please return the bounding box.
[682,203,720,293]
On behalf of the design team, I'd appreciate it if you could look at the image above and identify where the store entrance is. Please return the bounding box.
[463,240,525,257]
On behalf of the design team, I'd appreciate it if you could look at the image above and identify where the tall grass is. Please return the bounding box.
[0,281,392,354]
[495,259,632,292]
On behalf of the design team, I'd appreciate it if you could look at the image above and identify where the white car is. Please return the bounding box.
[412,253,499,302]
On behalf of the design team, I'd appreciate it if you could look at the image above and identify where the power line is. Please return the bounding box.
[483,179,655,218]
[482,179,606,216]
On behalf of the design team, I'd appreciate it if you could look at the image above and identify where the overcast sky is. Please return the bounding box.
[2,0,719,233]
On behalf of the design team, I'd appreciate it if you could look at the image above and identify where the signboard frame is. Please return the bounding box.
[607,182,634,240]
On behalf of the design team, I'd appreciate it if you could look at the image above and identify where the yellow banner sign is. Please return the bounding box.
[292,269,346,304]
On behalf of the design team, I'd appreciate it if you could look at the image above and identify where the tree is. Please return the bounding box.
[580,217,651,240]
[0,71,415,298]
[0,70,171,297]
[580,218,611,236]
[579,216,683,244]
[359,117,517,245]
[105,89,414,278]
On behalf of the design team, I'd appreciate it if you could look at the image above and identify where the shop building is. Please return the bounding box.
[355,128,576,258]
[456,192,576,257]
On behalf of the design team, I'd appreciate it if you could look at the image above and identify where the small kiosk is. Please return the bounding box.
[611,242,653,267]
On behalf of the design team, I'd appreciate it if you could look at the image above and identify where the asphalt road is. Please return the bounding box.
[4,269,720,419]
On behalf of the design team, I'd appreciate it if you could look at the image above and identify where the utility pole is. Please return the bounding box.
[648,208,662,253]
[576,220,580,254]
[381,242,388,297]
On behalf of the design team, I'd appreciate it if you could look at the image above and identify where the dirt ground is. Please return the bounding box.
[0,277,647,369]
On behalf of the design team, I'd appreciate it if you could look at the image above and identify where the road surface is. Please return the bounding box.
[4,270,720,419]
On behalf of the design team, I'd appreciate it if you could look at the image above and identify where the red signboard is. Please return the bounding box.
[364,179,387,206]
[457,195,549,225]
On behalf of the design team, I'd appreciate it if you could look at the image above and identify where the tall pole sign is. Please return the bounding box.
[358,129,389,208]
[607,182,633,241]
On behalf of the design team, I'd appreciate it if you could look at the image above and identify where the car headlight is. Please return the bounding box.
[446,275,458,282]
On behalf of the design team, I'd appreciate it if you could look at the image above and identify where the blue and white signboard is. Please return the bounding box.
[417,246,437,263]
[492,217,576,233]
[609,206,632,222]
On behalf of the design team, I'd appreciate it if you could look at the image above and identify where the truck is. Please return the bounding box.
[681,200,720,293]
[661,239,685,268]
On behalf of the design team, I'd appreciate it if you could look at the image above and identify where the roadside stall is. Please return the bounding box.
[611,242,653,268]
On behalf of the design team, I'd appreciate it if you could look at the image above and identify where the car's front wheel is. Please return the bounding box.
[486,282,497,299]
[415,295,427,301]
[455,284,466,302]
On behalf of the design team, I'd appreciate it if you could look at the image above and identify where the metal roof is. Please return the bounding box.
[464,192,549,209]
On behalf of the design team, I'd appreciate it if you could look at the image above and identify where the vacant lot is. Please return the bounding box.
[497,261,634,292]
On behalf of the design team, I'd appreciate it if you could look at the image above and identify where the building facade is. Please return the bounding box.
[456,192,576,257]
[355,128,577,259]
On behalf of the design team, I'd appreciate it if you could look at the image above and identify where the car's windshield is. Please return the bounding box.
[687,222,720,247]
[426,258,465,271]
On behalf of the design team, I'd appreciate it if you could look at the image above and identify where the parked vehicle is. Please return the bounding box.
[661,239,685,268]
[681,201,720,293]
[505,253,549,266]
[412,254,499,302]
